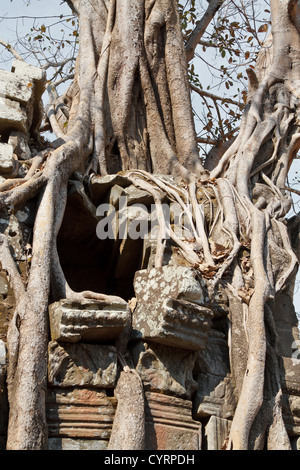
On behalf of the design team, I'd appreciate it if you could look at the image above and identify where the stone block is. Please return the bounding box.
[8,131,31,160]
[89,173,132,204]
[132,266,213,350]
[197,331,230,376]
[49,298,129,343]
[132,341,197,399]
[11,60,46,93]
[0,99,27,133]
[107,184,155,209]
[273,292,300,357]
[0,69,33,105]
[46,388,117,441]
[280,357,300,395]
[0,143,15,174]
[204,416,231,450]
[11,60,46,133]
[144,392,202,450]
[48,341,117,388]
[193,332,234,420]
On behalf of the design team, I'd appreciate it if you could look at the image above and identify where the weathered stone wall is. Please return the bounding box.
[0,61,46,449]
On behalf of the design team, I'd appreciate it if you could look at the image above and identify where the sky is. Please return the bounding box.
[0,0,299,319]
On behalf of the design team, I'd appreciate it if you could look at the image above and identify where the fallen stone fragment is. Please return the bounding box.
[8,130,31,160]
[0,99,28,133]
[48,341,117,388]
[0,143,16,174]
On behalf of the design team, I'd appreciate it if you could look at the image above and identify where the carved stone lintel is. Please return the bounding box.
[49,299,129,343]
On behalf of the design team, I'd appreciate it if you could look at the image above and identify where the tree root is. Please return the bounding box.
[108,361,145,450]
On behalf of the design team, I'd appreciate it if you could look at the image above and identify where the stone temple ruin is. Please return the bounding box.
[0,62,299,450]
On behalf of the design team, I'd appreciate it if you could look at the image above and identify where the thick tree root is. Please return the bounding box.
[108,367,145,450]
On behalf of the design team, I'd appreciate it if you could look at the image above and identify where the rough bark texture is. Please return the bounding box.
[0,0,299,451]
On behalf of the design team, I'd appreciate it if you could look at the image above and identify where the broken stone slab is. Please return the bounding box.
[48,341,117,388]
[0,98,28,133]
[46,388,117,441]
[0,143,16,174]
[197,330,230,377]
[193,374,235,420]
[282,402,300,437]
[144,392,202,450]
[49,298,129,343]
[132,341,198,399]
[107,184,156,210]
[11,60,46,96]
[132,266,213,350]
[283,392,300,433]
[0,69,34,105]
[11,60,46,133]
[204,416,231,450]
[88,173,132,204]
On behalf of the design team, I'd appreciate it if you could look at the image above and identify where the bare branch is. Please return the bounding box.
[190,83,244,109]
[41,57,74,70]
[185,0,226,62]
[0,38,24,61]
[285,185,300,197]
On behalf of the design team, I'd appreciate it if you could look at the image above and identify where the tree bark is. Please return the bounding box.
[1,0,299,450]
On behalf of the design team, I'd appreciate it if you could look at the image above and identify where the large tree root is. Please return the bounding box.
[108,367,145,450]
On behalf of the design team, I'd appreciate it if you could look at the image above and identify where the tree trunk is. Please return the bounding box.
[1,0,299,450]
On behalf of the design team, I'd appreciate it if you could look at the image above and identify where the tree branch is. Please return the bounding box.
[185,0,226,62]
[190,82,244,109]
[285,185,300,196]
[0,38,24,61]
